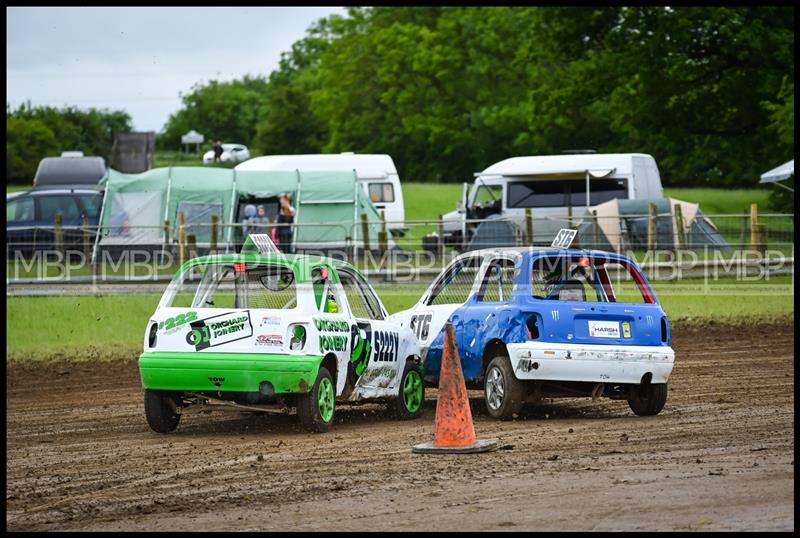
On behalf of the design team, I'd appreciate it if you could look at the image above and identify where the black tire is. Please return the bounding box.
[628,383,668,416]
[484,356,525,420]
[144,389,181,433]
[297,367,335,433]
[389,359,425,420]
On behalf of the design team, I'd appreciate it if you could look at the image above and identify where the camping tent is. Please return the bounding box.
[92,166,384,260]
[591,198,732,252]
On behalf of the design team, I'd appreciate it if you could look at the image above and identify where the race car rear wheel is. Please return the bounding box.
[297,367,335,433]
[628,382,668,416]
[484,356,524,420]
[144,389,181,433]
[389,360,425,420]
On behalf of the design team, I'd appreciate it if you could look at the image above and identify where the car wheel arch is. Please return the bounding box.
[321,353,338,394]
[481,339,509,378]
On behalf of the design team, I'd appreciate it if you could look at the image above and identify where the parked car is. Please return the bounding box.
[202,144,250,164]
[442,153,665,249]
[390,246,675,419]
[235,153,406,235]
[138,235,425,433]
[6,189,103,257]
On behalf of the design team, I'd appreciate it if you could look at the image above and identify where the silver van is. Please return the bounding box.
[442,153,664,247]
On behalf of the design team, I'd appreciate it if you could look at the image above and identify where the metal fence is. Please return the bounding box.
[6,212,794,285]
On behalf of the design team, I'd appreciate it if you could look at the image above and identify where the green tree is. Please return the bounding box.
[159,75,269,150]
[6,115,59,184]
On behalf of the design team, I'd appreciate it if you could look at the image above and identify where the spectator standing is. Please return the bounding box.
[276,193,296,253]
[213,140,223,162]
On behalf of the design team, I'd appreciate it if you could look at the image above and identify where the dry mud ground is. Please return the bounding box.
[6,322,794,531]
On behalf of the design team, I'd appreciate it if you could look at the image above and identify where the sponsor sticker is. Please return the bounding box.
[255,334,284,346]
[588,320,620,338]
[259,316,281,328]
[186,310,253,351]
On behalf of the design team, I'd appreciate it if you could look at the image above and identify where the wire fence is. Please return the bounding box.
[6,211,794,284]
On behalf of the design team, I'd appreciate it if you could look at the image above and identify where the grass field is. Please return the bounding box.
[6,275,793,361]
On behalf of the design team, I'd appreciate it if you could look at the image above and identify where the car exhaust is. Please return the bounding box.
[591,383,605,400]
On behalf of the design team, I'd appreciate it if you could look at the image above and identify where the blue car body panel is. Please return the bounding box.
[422,248,671,385]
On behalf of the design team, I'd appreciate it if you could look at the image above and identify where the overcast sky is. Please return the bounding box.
[6,6,347,132]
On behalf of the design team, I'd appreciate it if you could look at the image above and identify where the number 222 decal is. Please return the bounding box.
[159,311,198,332]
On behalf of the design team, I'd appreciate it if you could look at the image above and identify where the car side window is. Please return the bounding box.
[427,255,482,306]
[477,258,516,302]
[76,194,102,219]
[38,195,81,222]
[312,266,339,313]
[338,269,384,320]
[7,197,35,221]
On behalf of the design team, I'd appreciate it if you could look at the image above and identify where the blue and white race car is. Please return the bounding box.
[391,245,675,419]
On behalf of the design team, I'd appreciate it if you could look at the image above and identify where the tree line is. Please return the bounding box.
[7,7,794,197]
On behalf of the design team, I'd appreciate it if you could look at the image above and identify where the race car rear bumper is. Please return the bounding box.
[506,342,675,385]
[139,352,322,394]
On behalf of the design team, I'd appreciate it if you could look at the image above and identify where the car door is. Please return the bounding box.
[409,253,483,381]
[335,267,405,395]
[6,194,36,254]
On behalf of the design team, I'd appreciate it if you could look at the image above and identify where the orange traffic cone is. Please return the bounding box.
[413,323,497,454]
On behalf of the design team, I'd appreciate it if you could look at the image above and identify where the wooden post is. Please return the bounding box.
[525,208,533,246]
[360,213,371,257]
[750,203,759,250]
[187,234,198,259]
[673,203,686,251]
[591,210,599,250]
[178,211,186,266]
[753,223,768,256]
[738,210,747,251]
[54,214,64,267]
[82,214,91,259]
[378,210,388,259]
[437,214,444,260]
[567,204,573,230]
[210,213,219,254]
[647,202,657,254]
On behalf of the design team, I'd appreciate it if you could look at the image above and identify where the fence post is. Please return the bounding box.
[673,203,686,251]
[178,211,186,266]
[82,214,91,259]
[591,210,599,250]
[438,214,445,261]
[647,202,657,254]
[738,210,747,251]
[210,213,219,254]
[187,234,198,259]
[378,210,388,260]
[525,208,533,246]
[360,213,371,257]
[750,203,759,250]
[53,213,64,269]
[753,223,768,256]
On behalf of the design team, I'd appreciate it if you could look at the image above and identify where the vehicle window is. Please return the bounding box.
[312,266,340,313]
[477,258,516,302]
[427,256,482,306]
[368,182,395,203]
[570,178,628,206]
[474,184,502,205]
[531,256,651,304]
[76,193,102,219]
[167,262,296,310]
[507,181,566,208]
[38,195,81,222]
[338,269,384,320]
[7,197,35,221]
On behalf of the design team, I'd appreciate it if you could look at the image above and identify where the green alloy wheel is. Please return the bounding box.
[298,366,335,432]
[390,360,424,420]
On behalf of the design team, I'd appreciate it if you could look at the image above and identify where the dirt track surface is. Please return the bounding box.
[6,321,794,531]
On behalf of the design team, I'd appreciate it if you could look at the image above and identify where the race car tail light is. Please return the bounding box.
[289,324,307,351]
[148,322,158,348]
[661,317,669,343]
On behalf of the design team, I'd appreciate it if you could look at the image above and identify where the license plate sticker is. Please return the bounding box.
[588,320,620,338]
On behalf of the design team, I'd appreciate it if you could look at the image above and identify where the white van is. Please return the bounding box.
[441,153,664,246]
[235,153,405,234]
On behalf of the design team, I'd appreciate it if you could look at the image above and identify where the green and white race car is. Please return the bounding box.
[138,236,424,433]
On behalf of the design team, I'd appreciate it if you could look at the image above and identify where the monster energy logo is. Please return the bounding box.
[350,323,372,377]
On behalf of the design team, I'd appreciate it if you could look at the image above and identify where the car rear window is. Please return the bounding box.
[531,256,653,303]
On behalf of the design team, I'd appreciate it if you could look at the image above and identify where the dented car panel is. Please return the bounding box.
[391,246,675,415]
[138,245,423,432]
